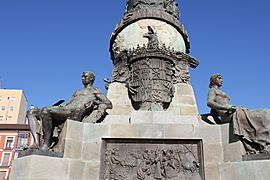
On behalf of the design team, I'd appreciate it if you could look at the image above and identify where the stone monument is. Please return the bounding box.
[10,1,270,180]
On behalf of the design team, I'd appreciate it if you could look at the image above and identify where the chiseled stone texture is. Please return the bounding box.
[220,123,246,162]
[220,160,270,180]
[168,84,199,116]
[10,155,69,180]
[106,82,133,115]
[112,19,186,54]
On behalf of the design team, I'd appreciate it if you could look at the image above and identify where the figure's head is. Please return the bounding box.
[209,74,223,88]
[82,71,95,86]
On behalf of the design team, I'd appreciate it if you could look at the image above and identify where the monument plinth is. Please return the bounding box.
[10,1,270,180]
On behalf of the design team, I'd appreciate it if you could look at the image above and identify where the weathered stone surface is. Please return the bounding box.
[65,119,84,141]
[83,123,110,142]
[67,160,85,179]
[112,19,186,54]
[220,123,245,162]
[243,154,270,161]
[106,83,133,115]
[194,125,222,144]
[168,84,199,116]
[18,149,63,158]
[82,142,101,161]
[102,115,130,124]
[63,139,83,159]
[83,161,100,180]
[130,111,199,124]
[164,124,194,138]
[110,124,139,137]
[203,143,224,165]
[204,164,220,180]
[100,138,203,180]
[180,105,199,116]
[10,156,69,179]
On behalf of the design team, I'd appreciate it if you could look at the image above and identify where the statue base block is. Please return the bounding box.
[18,149,64,158]
[10,117,270,180]
[243,154,270,161]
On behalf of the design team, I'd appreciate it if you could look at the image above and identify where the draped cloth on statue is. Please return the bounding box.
[233,107,270,151]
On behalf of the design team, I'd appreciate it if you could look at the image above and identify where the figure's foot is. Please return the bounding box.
[28,143,40,149]
[52,147,63,153]
[40,144,50,151]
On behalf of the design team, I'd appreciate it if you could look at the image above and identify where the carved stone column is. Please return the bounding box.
[108,0,199,112]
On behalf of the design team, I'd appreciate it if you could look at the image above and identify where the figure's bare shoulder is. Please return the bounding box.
[93,87,103,94]
[208,88,218,96]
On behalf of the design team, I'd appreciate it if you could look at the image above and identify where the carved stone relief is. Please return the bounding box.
[126,0,180,19]
[111,26,198,110]
[100,139,204,180]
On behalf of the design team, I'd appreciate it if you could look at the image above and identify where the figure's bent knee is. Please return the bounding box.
[41,107,52,116]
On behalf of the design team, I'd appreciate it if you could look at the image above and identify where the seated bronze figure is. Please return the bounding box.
[207,74,270,154]
[27,71,112,151]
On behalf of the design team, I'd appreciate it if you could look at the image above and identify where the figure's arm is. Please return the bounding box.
[207,89,235,111]
[65,91,78,105]
[93,89,113,109]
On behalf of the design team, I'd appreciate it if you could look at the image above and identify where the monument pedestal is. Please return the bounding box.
[11,113,270,180]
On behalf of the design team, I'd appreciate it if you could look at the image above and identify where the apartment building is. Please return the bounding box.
[0,89,30,180]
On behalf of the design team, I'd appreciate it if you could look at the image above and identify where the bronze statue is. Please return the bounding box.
[207,74,270,154]
[27,71,112,151]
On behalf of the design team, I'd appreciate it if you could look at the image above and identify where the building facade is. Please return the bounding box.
[0,90,30,180]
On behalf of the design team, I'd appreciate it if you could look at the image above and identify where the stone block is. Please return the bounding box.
[107,82,129,96]
[194,125,222,144]
[10,155,69,179]
[176,84,195,96]
[67,160,85,179]
[83,124,110,142]
[65,120,84,141]
[204,164,220,180]
[179,95,196,105]
[83,160,100,180]
[180,105,199,116]
[137,124,165,138]
[220,123,245,162]
[220,163,237,180]
[102,115,130,124]
[164,124,194,138]
[203,143,224,165]
[106,105,133,115]
[110,124,138,138]
[220,160,270,180]
[63,139,83,159]
[82,142,101,161]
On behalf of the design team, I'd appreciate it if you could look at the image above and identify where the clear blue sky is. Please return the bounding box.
[0,0,270,114]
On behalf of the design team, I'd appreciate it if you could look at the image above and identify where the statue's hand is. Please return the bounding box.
[228,105,237,111]
[84,101,94,109]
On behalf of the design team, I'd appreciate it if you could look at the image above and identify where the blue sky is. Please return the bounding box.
[0,0,270,114]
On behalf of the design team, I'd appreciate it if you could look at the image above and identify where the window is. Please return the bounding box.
[16,133,29,149]
[0,96,2,102]
[1,106,5,111]
[0,171,8,180]
[7,97,10,101]
[11,97,16,102]
[0,152,11,166]
[5,137,14,149]
[9,106,14,111]
[0,116,3,121]
[7,116,12,119]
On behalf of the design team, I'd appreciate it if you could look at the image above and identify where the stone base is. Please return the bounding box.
[10,117,270,180]
[18,149,63,158]
[243,154,270,161]
[102,111,200,124]
[10,156,91,180]
[107,82,199,116]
